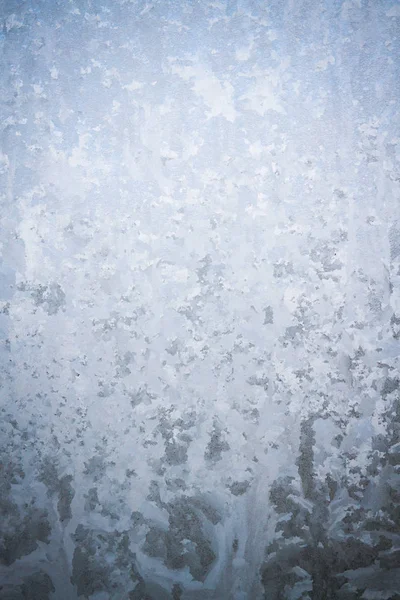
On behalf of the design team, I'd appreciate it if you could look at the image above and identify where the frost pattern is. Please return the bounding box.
[1,1,400,599]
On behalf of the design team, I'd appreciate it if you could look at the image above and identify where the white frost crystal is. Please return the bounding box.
[0,1,399,599]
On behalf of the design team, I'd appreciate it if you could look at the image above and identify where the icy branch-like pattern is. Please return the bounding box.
[0,1,400,598]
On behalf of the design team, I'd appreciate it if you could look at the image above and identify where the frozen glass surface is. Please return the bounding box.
[0,1,400,598]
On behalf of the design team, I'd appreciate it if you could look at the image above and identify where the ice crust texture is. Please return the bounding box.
[1,1,400,599]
